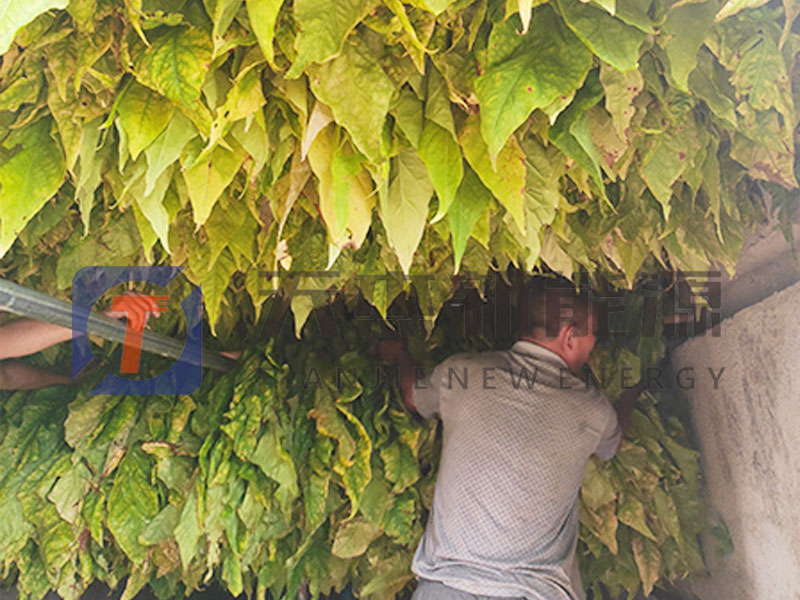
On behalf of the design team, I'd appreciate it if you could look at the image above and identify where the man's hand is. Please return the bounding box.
[103,290,164,328]
[376,339,419,415]
[378,340,412,366]
[615,380,644,450]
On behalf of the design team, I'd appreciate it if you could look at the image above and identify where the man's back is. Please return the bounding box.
[411,340,620,600]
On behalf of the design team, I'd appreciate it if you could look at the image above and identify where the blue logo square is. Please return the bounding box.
[72,266,203,395]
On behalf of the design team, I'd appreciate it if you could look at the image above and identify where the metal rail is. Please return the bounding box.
[0,278,235,372]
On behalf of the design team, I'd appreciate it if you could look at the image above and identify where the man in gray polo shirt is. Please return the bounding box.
[380,281,639,600]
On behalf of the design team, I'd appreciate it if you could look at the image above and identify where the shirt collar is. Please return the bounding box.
[510,339,569,370]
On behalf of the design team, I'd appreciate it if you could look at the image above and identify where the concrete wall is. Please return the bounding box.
[671,280,800,600]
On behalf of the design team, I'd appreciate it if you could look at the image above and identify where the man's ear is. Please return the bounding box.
[560,323,576,350]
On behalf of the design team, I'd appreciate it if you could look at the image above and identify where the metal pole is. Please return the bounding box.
[0,278,235,372]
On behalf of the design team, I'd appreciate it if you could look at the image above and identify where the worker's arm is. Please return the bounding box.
[0,361,74,390]
[613,382,643,452]
[0,293,161,360]
[0,319,75,360]
[594,381,644,460]
[378,340,420,414]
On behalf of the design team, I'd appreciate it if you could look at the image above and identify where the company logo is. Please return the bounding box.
[72,266,202,395]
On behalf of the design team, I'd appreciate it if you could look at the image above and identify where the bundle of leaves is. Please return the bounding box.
[0,287,707,600]
[2,0,799,349]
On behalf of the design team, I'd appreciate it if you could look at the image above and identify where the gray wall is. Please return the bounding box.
[671,280,800,599]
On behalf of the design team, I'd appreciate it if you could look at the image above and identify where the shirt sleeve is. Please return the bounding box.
[412,360,446,419]
[594,399,622,461]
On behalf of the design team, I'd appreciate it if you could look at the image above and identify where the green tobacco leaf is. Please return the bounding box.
[359,472,393,526]
[393,87,424,148]
[382,490,418,545]
[331,517,381,558]
[618,494,656,541]
[135,27,213,128]
[107,448,160,564]
[715,0,771,21]
[521,137,561,225]
[474,4,591,161]
[220,394,261,461]
[144,110,197,196]
[65,395,109,449]
[418,120,463,222]
[550,72,610,206]
[47,461,91,525]
[581,459,617,511]
[632,535,661,595]
[459,114,526,233]
[251,425,300,520]
[381,149,434,273]
[182,137,247,225]
[307,127,375,250]
[308,34,394,163]
[174,484,201,569]
[75,116,106,234]
[419,0,451,14]
[207,66,266,150]
[139,504,181,545]
[731,32,793,123]
[303,472,330,531]
[287,0,373,77]
[198,247,237,334]
[360,550,414,597]
[205,196,256,268]
[688,49,737,129]
[558,0,645,72]
[131,165,174,256]
[380,440,421,493]
[424,64,456,138]
[247,0,284,68]
[448,165,492,272]
[331,142,364,240]
[520,137,561,270]
[639,131,688,220]
[209,0,243,55]
[0,73,42,112]
[0,0,68,54]
[653,487,681,541]
[0,117,66,258]
[117,81,175,161]
[660,1,718,92]
[385,0,426,72]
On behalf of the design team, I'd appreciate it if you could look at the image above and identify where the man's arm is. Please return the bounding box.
[0,361,74,390]
[0,293,162,361]
[0,319,75,360]
[613,382,644,452]
[378,340,420,414]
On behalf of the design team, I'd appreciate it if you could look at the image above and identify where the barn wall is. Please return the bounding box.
[671,279,800,600]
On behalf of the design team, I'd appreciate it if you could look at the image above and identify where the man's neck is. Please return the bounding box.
[518,336,573,372]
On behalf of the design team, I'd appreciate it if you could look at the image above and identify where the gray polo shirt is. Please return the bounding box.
[410,340,621,600]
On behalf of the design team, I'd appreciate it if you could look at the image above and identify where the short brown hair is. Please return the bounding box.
[516,277,594,339]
